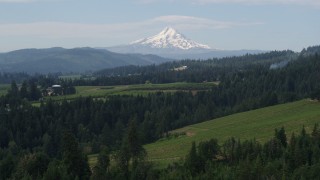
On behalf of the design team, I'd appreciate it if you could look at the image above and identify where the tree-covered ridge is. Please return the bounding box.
[96,50,295,76]
[80,50,296,86]
[0,47,171,73]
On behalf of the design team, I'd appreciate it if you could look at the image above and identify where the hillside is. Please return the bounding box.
[0,47,171,73]
[144,99,320,167]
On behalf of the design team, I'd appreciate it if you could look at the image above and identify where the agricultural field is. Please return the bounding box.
[87,154,99,168]
[58,74,82,80]
[0,84,10,96]
[1,82,217,102]
[58,74,96,81]
[45,82,218,101]
[143,99,320,168]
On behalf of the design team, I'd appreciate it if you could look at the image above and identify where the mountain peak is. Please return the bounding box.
[159,27,178,36]
[130,27,211,50]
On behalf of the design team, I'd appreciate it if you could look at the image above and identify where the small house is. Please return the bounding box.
[45,85,63,96]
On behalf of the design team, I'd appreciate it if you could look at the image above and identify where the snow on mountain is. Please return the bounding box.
[105,27,263,60]
[130,27,211,50]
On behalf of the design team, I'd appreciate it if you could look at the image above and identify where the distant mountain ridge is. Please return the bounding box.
[0,47,171,73]
[106,27,264,59]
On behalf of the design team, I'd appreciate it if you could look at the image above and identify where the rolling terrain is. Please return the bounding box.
[0,47,171,73]
[142,99,320,167]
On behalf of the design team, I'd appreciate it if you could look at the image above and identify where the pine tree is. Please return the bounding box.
[127,119,145,164]
[275,127,287,147]
[91,148,110,180]
[312,123,320,144]
[61,131,91,179]
[198,138,219,169]
[98,148,110,171]
[116,119,146,180]
[8,81,19,98]
[28,81,41,101]
[185,141,200,176]
[116,137,130,180]
[20,81,28,99]
[43,160,71,180]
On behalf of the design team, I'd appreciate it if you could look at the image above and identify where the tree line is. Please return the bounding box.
[70,50,296,86]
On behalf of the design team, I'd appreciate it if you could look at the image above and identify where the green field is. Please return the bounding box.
[0,84,10,96]
[46,82,217,101]
[0,82,217,103]
[88,154,99,168]
[144,99,320,168]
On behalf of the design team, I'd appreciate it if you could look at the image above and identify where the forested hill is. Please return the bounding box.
[96,50,297,76]
[95,45,320,80]
[68,50,297,86]
[0,47,171,73]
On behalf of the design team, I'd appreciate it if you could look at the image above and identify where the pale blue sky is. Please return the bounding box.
[0,0,319,52]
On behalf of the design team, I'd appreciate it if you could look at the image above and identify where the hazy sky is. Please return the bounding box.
[0,0,319,52]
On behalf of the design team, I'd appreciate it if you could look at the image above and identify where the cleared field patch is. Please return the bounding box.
[0,84,10,96]
[59,74,82,80]
[88,154,98,169]
[45,82,217,101]
[144,99,320,167]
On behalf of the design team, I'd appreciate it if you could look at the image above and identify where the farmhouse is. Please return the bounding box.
[173,66,188,71]
[45,85,63,96]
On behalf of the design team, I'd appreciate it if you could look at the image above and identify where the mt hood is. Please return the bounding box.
[130,27,211,50]
[106,27,263,59]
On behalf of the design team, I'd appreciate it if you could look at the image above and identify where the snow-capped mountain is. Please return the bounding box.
[130,27,211,50]
[105,27,264,60]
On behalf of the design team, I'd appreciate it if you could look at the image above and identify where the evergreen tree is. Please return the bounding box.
[43,160,71,180]
[14,153,50,179]
[20,81,28,99]
[8,81,19,98]
[310,89,320,100]
[98,148,110,170]
[275,127,287,147]
[185,141,200,176]
[91,148,110,180]
[312,123,320,143]
[198,138,219,170]
[28,81,41,101]
[116,137,130,180]
[0,155,15,180]
[127,119,145,165]
[116,119,146,180]
[61,131,91,180]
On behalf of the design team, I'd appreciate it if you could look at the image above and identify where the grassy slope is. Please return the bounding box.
[144,99,320,168]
